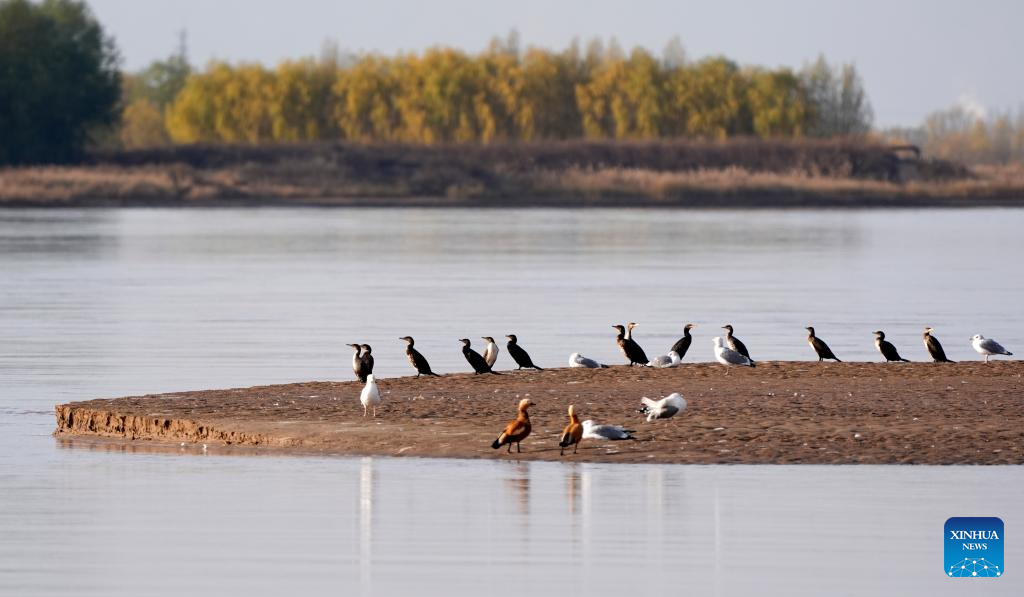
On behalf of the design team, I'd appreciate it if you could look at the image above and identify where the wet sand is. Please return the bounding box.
[54,362,1024,464]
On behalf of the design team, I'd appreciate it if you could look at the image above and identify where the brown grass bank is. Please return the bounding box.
[54,361,1024,464]
[5,139,1023,207]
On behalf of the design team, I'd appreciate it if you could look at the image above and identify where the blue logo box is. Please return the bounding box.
[945,517,1003,577]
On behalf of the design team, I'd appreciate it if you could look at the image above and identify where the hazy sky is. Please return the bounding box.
[87,0,1022,127]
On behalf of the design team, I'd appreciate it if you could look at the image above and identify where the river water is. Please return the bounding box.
[1,208,1022,595]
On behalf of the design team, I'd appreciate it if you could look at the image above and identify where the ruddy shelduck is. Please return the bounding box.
[558,404,583,455]
[491,398,533,453]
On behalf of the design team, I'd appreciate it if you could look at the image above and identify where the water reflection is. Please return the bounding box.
[504,461,531,518]
[359,457,374,596]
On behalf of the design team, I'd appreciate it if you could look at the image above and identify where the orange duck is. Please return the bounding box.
[491,398,534,453]
[558,405,583,455]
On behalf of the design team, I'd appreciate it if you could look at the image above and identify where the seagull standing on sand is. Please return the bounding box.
[971,334,1013,363]
[669,323,697,361]
[581,420,635,440]
[713,336,755,367]
[923,327,954,363]
[558,405,583,455]
[873,331,910,362]
[482,336,499,368]
[647,351,682,368]
[639,393,687,422]
[569,353,608,369]
[491,398,533,453]
[359,374,381,417]
[806,326,841,362]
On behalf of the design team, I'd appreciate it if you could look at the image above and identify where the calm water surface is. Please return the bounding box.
[1,208,1022,596]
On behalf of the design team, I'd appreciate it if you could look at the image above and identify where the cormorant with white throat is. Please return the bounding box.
[349,343,370,382]
[482,336,499,368]
[722,324,752,361]
[923,327,954,363]
[806,326,841,362]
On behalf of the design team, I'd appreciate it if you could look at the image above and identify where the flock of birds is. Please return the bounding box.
[347,323,1014,455]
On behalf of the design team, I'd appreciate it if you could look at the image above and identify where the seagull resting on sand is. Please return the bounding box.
[713,336,755,367]
[569,352,608,368]
[971,334,1013,363]
[638,392,687,422]
[581,420,635,440]
[647,350,681,368]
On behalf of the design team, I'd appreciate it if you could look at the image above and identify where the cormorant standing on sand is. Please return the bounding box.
[613,324,649,366]
[721,324,752,361]
[460,339,500,374]
[400,336,439,377]
[873,331,910,362]
[482,336,499,367]
[670,323,697,361]
[359,344,375,378]
[923,327,954,363]
[506,334,543,370]
[349,343,370,382]
[806,326,841,362]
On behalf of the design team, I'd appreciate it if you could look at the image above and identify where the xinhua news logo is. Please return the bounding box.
[945,517,1004,578]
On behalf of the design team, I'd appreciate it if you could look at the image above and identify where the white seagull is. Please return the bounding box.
[639,392,687,422]
[713,336,755,367]
[581,420,635,440]
[647,350,681,368]
[569,352,608,368]
[360,374,381,417]
[970,334,1013,363]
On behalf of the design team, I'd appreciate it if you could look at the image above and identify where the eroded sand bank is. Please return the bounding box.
[55,362,1024,464]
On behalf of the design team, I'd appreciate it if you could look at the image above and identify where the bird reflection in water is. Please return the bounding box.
[566,467,581,516]
[503,461,530,517]
[358,457,375,596]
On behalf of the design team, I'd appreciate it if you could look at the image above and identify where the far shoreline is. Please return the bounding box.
[4,139,1022,209]
[4,193,1024,210]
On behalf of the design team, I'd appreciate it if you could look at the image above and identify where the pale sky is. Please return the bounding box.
[87,0,1023,127]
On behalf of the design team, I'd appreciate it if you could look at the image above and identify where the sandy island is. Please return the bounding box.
[54,362,1024,464]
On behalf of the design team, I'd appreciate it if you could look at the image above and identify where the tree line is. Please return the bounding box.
[1,0,875,164]
[887,105,1024,166]
[124,37,874,148]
